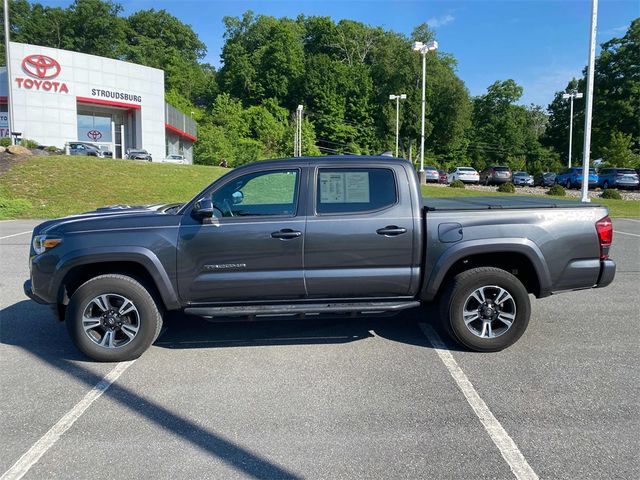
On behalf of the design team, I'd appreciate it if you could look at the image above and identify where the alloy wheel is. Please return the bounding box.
[462,285,517,339]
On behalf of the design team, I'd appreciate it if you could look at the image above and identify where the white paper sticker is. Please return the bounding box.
[319,171,370,203]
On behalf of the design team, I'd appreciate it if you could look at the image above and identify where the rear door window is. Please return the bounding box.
[316,168,397,214]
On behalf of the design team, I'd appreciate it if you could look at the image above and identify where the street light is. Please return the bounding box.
[389,93,407,157]
[412,40,438,184]
[561,91,583,168]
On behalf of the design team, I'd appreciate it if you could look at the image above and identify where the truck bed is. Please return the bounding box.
[423,196,600,211]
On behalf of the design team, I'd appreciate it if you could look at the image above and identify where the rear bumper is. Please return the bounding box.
[595,260,616,288]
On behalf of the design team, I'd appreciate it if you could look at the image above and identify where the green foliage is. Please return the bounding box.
[547,184,566,197]
[600,131,640,168]
[0,196,31,219]
[44,146,59,153]
[600,188,622,200]
[20,138,39,148]
[449,180,465,189]
[0,138,11,147]
[497,182,516,193]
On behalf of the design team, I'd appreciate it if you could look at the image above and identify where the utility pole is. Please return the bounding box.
[580,0,598,203]
[412,40,438,183]
[3,0,15,145]
[389,94,407,157]
[562,91,583,168]
[293,111,298,157]
[297,105,303,157]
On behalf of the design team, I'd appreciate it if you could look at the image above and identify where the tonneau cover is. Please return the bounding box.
[423,196,601,211]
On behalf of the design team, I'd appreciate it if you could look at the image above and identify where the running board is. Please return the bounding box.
[184,300,420,318]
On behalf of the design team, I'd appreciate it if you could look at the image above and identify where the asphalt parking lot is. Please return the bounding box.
[1,218,639,480]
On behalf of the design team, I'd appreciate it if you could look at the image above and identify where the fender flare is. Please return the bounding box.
[51,246,181,310]
[421,238,552,301]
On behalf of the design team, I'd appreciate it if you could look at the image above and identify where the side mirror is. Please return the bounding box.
[232,191,244,205]
[192,197,215,220]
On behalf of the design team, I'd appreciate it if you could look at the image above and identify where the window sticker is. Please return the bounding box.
[319,171,370,204]
[319,172,346,203]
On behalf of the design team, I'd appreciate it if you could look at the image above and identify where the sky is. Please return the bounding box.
[38,0,638,107]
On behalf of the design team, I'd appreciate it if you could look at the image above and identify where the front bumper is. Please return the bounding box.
[23,279,49,304]
[595,260,616,288]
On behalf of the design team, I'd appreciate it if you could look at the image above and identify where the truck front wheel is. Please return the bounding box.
[66,274,163,362]
[440,267,531,352]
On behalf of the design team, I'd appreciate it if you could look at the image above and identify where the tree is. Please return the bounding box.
[600,131,640,167]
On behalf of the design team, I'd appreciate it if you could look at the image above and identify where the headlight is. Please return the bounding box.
[32,235,63,255]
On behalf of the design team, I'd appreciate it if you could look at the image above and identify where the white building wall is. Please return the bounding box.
[4,42,166,161]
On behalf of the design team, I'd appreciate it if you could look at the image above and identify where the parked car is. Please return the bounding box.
[555,167,598,189]
[447,167,480,184]
[164,154,186,164]
[512,171,534,187]
[479,166,512,185]
[24,155,615,361]
[597,168,639,190]
[126,149,152,161]
[438,169,448,184]
[424,166,440,183]
[68,142,111,158]
[535,172,557,187]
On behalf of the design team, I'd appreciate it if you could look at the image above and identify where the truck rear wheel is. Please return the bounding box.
[440,267,530,352]
[66,274,163,362]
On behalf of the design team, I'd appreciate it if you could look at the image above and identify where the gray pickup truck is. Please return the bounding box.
[24,156,616,361]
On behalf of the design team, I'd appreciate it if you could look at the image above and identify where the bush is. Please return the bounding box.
[44,146,59,153]
[547,184,566,196]
[20,138,39,149]
[497,182,516,193]
[449,180,465,189]
[0,138,10,147]
[0,197,31,219]
[600,188,622,200]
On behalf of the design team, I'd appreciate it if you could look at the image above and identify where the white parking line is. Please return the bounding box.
[0,231,31,240]
[0,361,135,480]
[420,324,539,480]
[617,218,640,224]
[614,230,640,238]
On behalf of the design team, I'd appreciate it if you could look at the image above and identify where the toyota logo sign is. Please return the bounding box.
[87,130,103,141]
[21,54,61,79]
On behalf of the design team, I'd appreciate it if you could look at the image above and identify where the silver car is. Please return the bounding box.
[513,171,534,186]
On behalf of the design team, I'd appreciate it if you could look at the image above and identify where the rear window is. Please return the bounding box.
[316,168,397,214]
[493,166,510,171]
[459,167,476,172]
[616,169,636,174]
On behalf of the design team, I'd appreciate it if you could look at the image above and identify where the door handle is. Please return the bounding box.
[271,229,302,240]
[376,226,407,236]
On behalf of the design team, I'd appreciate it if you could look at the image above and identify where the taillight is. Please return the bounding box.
[595,216,613,260]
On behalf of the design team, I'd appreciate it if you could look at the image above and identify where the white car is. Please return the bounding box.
[447,167,480,184]
[163,154,185,164]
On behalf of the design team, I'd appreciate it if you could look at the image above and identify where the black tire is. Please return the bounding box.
[439,267,531,352]
[66,274,163,362]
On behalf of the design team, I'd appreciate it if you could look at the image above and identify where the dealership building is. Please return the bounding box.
[0,42,196,162]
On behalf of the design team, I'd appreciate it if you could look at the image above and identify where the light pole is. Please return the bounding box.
[562,92,583,168]
[389,94,407,157]
[580,0,598,203]
[3,0,15,145]
[412,40,438,183]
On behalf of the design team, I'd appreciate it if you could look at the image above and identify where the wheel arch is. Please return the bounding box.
[53,248,180,315]
[421,239,552,302]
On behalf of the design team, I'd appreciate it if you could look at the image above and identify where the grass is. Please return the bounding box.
[0,155,228,219]
[0,156,638,219]
[421,185,640,218]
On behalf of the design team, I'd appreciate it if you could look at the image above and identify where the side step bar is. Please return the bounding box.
[185,300,420,319]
